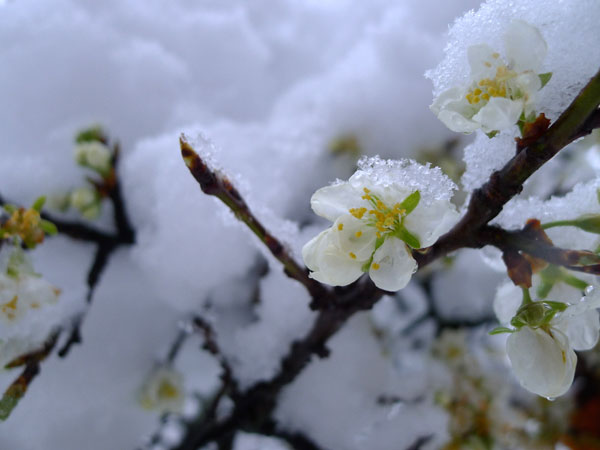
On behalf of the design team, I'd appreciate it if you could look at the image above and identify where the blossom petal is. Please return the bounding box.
[303,228,364,286]
[504,20,547,73]
[554,308,600,351]
[430,87,481,134]
[507,327,576,398]
[302,229,329,273]
[369,238,416,291]
[472,97,523,133]
[468,44,500,80]
[403,199,459,248]
[311,182,358,222]
[332,215,377,261]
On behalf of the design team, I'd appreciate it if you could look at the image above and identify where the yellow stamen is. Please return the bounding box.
[349,207,367,219]
[484,61,492,68]
[473,88,482,96]
[372,263,380,270]
[337,223,344,231]
[492,52,500,59]
[349,252,356,259]
[1,295,19,320]
[355,231,362,238]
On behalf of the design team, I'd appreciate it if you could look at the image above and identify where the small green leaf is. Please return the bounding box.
[573,214,600,234]
[75,125,105,144]
[32,196,46,212]
[489,326,514,335]
[0,392,20,421]
[395,226,421,249]
[40,220,57,236]
[485,130,499,139]
[3,204,16,214]
[399,190,420,215]
[538,72,552,88]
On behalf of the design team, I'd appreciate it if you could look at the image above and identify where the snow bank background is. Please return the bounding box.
[3,0,598,449]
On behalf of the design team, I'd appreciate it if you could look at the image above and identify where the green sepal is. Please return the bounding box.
[489,326,514,335]
[485,130,498,139]
[40,220,58,236]
[395,226,421,249]
[3,204,16,214]
[399,190,420,215]
[541,301,568,312]
[536,280,554,299]
[538,72,552,88]
[75,125,105,144]
[32,196,46,212]
[361,236,386,272]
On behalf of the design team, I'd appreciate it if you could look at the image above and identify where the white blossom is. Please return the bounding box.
[430,20,548,135]
[494,283,600,398]
[302,158,458,291]
[139,367,185,414]
[74,141,112,176]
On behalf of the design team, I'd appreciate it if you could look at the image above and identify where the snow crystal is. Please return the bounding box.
[356,155,457,204]
[223,259,315,390]
[431,249,504,321]
[496,178,600,251]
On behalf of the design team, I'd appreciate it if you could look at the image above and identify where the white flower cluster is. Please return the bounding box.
[493,281,600,398]
[302,157,458,291]
[431,20,548,135]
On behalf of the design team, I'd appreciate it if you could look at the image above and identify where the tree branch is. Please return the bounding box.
[414,69,600,268]
[180,137,336,309]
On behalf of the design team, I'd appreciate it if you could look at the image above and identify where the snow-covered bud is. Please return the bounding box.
[430,20,549,135]
[302,156,458,291]
[74,141,112,177]
[139,367,185,414]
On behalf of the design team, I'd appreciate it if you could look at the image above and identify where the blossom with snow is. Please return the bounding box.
[302,157,458,291]
[430,20,550,135]
[493,283,600,398]
[139,367,185,414]
[0,248,60,325]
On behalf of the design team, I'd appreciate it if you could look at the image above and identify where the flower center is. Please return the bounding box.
[466,63,518,105]
[349,188,406,238]
[1,295,19,321]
